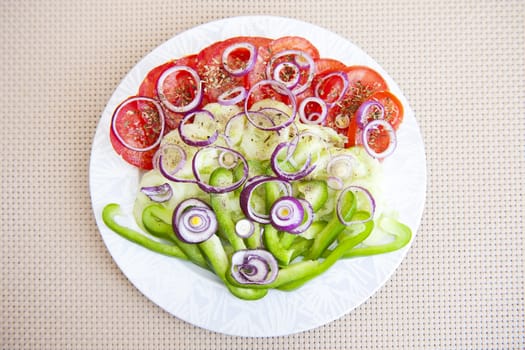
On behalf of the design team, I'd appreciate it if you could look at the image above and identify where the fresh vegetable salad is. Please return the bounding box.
[102,36,411,300]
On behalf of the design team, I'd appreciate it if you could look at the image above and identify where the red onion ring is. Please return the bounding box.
[111,96,165,152]
[244,80,297,131]
[140,183,173,203]
[326,176,344,190]
[334,114,350,129]
[178,110,218,147]
[298,96,328,125]
[217,86,247,106]
[314,71,349,106]
[356,100,385,129]
[287,199,314,234]
[221,42,257,77]
[157,145,197,184]
[265,50,315,95]
[235,218,255,238]
[326,154,355,180]
[156,65,203,113]
[336,186,375,226]
[192,146,248,193]
[230,249,278,285]
[270,141,316,181]
[239,176,292,224]
[272,61,301,89]
[269,196,304,232]
[362,119,397,159]
[218,149,238,169]
[172,198,217,243]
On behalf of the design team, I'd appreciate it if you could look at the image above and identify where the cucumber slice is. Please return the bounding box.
[295,180,328,212]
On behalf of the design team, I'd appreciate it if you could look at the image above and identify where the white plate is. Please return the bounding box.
[89,15,426,337]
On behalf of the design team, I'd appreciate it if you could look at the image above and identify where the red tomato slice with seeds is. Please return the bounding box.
[268,36,320,60]
[138,55,199,130]
[110,97,164,170]
[246,36,320,94]
[197,37,271,102]
[368,90,404,130]
[110,129,157,170]
[325,65,388,146]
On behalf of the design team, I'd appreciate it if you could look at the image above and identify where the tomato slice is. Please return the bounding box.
[324,65,388,146]
[110,129,157,170]
[110,97,164,170]
[246,36,320,94]
[197,36,271,102]
[362,123,393,156]
[368,90,403,130]
[268,36,320,60]
[314,58,346,74]
[138,55,199,130]
[336,65,388,116]
[138,60,175,98]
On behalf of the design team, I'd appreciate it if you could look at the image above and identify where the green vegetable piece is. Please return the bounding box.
[288,237,313,261]
[279,232,297,250]
[306,190,357,260]
[263,224,294,265]
[279,183,327,249]
[342,216,412,258]
[102,203,188,260]
[209,167,247,252]
[199,235,267,300]
[244,222,262,249]
[295,180,328,212]
[142,204,174,240]
[263,179,294,265]
[142,204,209,269]
[280,211,374,291]
[300,220,327,240]
[226,212,375,291]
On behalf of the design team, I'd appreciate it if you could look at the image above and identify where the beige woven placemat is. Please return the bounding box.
[1,0,523,348]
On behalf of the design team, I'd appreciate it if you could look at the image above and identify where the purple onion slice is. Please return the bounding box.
[230,249,278,285]
[140,183,172,203]
[172,198,217,243]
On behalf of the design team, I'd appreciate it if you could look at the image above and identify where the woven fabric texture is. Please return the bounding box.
[1,0,523,348]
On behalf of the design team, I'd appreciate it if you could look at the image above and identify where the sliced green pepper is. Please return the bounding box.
[142,204,209,269]
[208,167,247,251]
[263,179,294,265]
[102,203,188,260]
[305,189,357,260]
[341,216,412,258]
[280,211,374,291]
[198,235,267,300]
[226,211,374,290]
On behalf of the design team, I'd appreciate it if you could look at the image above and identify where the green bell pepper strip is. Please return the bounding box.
[341,216,412,258]
[225,212,374,290]
[263,179,295,265]
[263,225,294,265]
[142,204,209,269]
[288,237,313,261]
[141,204,175,241]
[278,180,328,249]
[279,232,297,250]
[198,235,268,300]
[208,167,247,251]
[305,190,357,260]
[102,203,188,261]
[279,211,374,291]
[244,222,262,249]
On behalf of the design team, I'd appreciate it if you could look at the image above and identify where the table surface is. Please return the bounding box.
[1,0,523,349]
